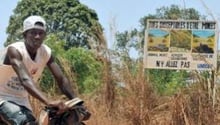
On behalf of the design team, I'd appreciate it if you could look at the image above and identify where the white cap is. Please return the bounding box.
[23,15,46,33]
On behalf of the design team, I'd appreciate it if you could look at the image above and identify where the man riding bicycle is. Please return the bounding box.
[0,15,90,125]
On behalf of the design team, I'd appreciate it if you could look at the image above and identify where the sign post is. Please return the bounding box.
[144,19,219,107]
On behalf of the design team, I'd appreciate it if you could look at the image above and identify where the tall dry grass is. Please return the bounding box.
[30,58,220,125]
[83,60,220,125]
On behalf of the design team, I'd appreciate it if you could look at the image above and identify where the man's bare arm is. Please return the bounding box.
[47,56,76,99]
[7,46,49,105]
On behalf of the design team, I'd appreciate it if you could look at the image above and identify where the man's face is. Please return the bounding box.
[24,28,46,50]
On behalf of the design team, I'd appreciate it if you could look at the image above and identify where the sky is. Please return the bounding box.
[1,0,220,50]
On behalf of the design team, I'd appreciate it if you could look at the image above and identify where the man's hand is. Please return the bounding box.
[47,98,91,121]
[47,100,68,115]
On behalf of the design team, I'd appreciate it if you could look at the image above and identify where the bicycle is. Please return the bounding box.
[39,97,91,125]
[0,98,90,125]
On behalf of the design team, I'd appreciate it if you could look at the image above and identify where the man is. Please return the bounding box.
[0,15,89,125]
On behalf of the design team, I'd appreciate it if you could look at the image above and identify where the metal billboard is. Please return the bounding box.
[144,19,218,70]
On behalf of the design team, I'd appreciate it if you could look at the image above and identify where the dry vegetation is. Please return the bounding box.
[30,59,220,125]
[83,65,220,125]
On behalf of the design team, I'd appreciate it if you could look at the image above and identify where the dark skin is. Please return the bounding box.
[4,28,75,114]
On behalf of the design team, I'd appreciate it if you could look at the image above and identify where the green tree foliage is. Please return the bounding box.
[40,34,103,94]
[65,48,103,93]
[153,5,202,20]
[5,0,103,49]
[148,69,189,95]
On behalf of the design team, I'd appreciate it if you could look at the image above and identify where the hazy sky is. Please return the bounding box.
[1,0,219,49]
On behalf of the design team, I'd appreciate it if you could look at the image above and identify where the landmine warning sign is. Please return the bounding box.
[144,20,218,70]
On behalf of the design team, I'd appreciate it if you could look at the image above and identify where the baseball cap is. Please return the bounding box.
[23,15,46,33]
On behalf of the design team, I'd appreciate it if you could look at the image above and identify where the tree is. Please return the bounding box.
[5,0,105,50]
[40,34,103,94]
[115,5,205,57]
